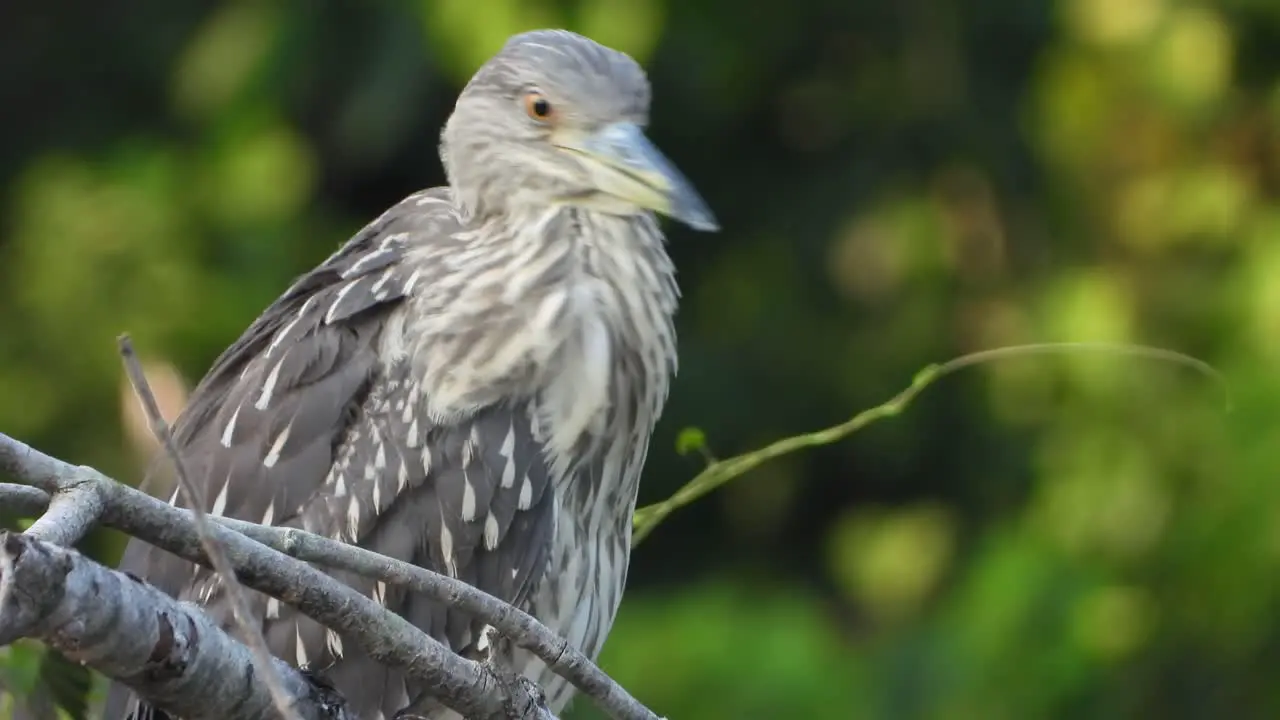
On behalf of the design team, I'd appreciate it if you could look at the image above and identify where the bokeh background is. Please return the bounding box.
[3,0,1280,718]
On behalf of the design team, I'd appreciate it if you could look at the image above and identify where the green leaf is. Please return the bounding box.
[675,427,707,456]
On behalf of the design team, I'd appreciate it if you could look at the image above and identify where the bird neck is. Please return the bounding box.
[401,201,678,486]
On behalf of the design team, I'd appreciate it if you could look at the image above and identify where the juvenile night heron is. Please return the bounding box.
[106,28,716,720]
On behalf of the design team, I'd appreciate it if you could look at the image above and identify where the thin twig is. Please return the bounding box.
[225,524,652,719]
[119,335,303,720]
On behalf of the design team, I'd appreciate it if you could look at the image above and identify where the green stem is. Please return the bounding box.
[631,342,1224,548]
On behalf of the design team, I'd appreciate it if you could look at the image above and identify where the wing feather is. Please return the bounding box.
[107,187,559,720]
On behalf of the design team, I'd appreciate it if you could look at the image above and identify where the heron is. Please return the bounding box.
[105,27,717,720]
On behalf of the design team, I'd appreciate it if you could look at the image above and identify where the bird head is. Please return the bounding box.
[440,29,718,232]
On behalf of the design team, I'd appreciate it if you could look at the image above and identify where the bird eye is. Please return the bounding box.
[523,92,554,121]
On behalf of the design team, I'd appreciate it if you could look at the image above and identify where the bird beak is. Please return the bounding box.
[554,122,719,232]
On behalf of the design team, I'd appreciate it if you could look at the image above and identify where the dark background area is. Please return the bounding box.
[4,0,1280,717]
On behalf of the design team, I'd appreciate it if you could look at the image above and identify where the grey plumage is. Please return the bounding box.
[106,28,716,720]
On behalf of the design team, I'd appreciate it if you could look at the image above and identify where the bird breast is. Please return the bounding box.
[534,278,614,476]
[396,206,672,476]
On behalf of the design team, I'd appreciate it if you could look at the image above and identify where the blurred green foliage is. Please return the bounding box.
[4,0,1280,718]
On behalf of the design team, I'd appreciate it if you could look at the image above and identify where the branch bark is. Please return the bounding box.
[0,531,352,720]
[0,431,660,720]
[0,435,565,720]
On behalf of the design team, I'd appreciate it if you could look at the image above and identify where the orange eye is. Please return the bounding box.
[523,92,554,121]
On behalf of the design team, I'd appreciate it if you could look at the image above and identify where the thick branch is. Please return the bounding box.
[0,531,351,720]
[0,435,560,720]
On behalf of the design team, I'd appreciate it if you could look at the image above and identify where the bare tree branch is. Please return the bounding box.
[119,334,304,720]
[223,525,654,720]
[1,482,55,517]
[0,530,353,720]
[0,436,560,720]
[22,472,105,546]
[1,468,658,719]
[0,432,660,719]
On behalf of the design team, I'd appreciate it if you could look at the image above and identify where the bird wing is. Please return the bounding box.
[106,188,557,719]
